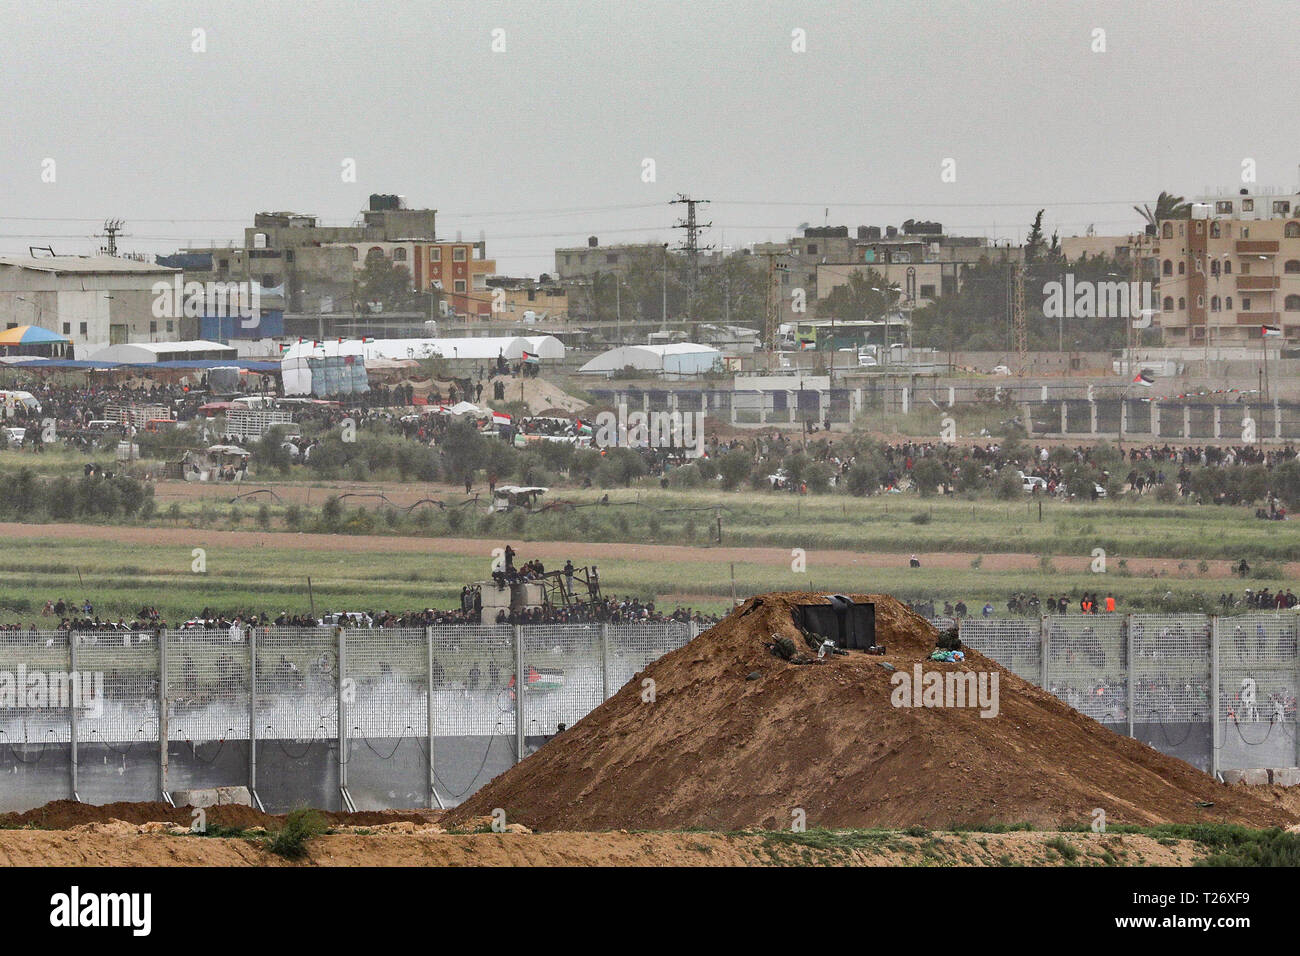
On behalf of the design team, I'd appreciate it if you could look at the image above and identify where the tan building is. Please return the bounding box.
[333,240,496,319]
[1156,191,1300,346]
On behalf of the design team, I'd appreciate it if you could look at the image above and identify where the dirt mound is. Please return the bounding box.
[0,799,433,831]
[449,591,1294,832]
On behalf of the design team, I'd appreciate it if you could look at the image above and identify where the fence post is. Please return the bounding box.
[248,627,257,797]
[157,627,168,800]
[1294,615,1300,770]
[1124,614,1134,739]
[1209,617,1220,780]
[513,624,525,764]
[426,626,437,808]
[600,624,611,701]
[1039,616,1049,689]
[68,633,78,800]
[337,626,348,808]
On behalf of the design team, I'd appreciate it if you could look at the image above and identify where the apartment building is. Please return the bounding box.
[1156,189,1300,346]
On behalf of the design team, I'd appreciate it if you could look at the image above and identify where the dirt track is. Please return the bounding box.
[0,822,1204,867]
[0,521,1289,580]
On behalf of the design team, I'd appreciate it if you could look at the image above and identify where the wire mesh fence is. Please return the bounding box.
[0,616,1294,811]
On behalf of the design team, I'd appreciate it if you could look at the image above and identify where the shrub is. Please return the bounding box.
[267,808,328,860]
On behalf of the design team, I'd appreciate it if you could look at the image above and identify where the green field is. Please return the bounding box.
[0,480,1294,624]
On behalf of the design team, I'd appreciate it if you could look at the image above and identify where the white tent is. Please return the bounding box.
[578,342,720,378]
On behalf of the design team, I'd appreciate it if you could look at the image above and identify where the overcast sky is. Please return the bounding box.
[2,0,1298,273]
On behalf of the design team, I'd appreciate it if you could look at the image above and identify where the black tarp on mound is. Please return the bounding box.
[793,597,876,649]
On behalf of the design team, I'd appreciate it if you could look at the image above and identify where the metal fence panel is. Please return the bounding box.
[0,629,71,810]
[344,627,428,810]
[1215,614,1298,771]
[605,623,692,696]
[78,631,160,803]
[957,618,1042,682]
[1045,616,1127,724]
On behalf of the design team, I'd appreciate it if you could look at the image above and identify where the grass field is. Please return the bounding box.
[0,474,1295,624]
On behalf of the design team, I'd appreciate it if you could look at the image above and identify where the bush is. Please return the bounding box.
[267,808,329,860]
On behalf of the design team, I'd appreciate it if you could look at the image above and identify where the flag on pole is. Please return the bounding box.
[492,411,512,426]
[522,350,540,365]
[1262,324,1283,338]
[1132,370,1154,387]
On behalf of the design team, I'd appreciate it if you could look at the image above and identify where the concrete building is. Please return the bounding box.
[485,277,570,322]
[554,238,670,281]
[0,256,180,356]
[1156,189,1300,347]
[329,239,496,319]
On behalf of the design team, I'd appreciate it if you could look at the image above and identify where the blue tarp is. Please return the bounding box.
[200,310,284,341]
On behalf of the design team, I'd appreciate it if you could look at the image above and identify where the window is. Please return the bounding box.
[1243,297,1252,310]
[920,284,936,298]
[1274,201,1292,215]
[1287,260,1300,274]
[606,253,619,264]
[350,247,358,261]
[891,251,912,263]
[393,248,406,261]
[1287,295,1300,311]
[1287,222,1300,238]
[1178,297,1186,310]
[430,247,441,261]
[1194,221,1204,235]
[1210,296,1220,311]
[807,243,818,255]
[1162,259,1173,276]
[1216,201,1234,214]
[454,279,466,293]
[473,274,487,290]
[1211,260,1220,276]
[562,254,570,265]
[79,322,87,336]
[219,259,229,270]
[1225,296,1232,309]
[150,321,157,333]
[1178,261,1185,275]
[1162,222,1173,239]
[1224,260,1232,274]
[453,247,467,262]
[166,320,174,333]
[1241,261,1250,274]
[1210,222,1220,238]
[1197,294,1204,308]
[1163,296,1174,311]
[1243,199,1255,211]
[62,322,70,334]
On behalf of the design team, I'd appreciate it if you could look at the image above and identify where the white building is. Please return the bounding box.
[0,256,180,356]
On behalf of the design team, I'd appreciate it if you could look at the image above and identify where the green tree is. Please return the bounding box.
[356,249,414,313]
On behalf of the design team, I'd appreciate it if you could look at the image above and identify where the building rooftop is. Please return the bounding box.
[0,256,178,274]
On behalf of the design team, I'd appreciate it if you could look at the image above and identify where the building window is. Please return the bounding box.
[1178,261,1185,275]
[1210,296,1220,311]
[1178,297,1185,310]
[1286,222,1300,238]
[473,275,487,290]
[1210,260,1220,276]
[219,259,229,270]
[1162,259,1173,276]
[1224,260,1232,274]
[1243,297,1252,310]
[1210,222,1221,238]
[606,253,619,264]
[454,279,466,293]
[807,243,818,255]
[79,322,87,336]
[430,247,441,262]
[1286,260,1300,274]
[563,254,570,265]
[1196,294,1204,308]
[62,322,70,334]
[149,321,157,334]
[166,320,174,332]
[1287,295,1300,311]
[920,284,936,298]
[1243,199,1254,211]
[453,247,467,262]
[350,248,358,261]
[1216,201,1233,214]
[1162,222,1173,239]
[1274,201,1292,215]
[1194,221,1204,235]
[1163,296,1174,311]
[393,248,406,261]
[1225,296,1232,309]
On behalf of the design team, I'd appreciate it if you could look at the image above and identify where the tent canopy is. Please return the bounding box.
[0,325,69,346]
[578,342,720,376]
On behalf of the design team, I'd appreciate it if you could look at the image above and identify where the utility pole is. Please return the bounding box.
[760,250,786,360]
[1011,262,1027,376]
[670,194,712,322]
[97,219,126,257]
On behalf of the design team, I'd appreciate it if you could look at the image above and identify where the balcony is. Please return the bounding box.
[1235,311,1279,325]
[1236,240,1279,255]
[1236,275,1279,291]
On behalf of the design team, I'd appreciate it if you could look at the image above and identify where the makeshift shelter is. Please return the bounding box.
[0,325,71,359]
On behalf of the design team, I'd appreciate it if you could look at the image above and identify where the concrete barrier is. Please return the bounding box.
[1220,768,1300,786]
[171,786,253,808]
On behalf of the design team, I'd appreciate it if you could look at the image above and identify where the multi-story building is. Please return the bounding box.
[330,239,496,319]
[484,276,569,322]
[1156,189,1300,346]
[554,238,670,281]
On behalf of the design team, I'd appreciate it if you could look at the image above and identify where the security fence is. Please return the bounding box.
[0,614,1295,813]
[0,623,696,815]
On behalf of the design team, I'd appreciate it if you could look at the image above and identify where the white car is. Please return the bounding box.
[2,426,25,447]
[1022,475,1048,493]
[991,365,1012,376]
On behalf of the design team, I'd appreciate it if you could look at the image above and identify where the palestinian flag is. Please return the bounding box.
[798,338,816,351]
[1132,370,1154,387]
[1262,324,1283,338]
[492,411,512,426]
[522,350,540,365]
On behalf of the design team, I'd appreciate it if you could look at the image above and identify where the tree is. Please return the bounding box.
[356,249,414,313]
[1025,209,1047,264]
[1133,191,1191,231]
[815,269,898,327]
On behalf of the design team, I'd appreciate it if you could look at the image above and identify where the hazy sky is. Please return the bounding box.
[2,0,1298,273]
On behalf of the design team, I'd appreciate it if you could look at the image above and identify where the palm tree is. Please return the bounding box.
[1133,191,1191,230]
